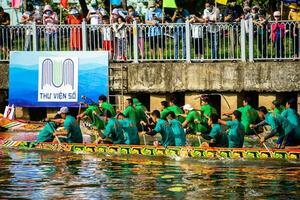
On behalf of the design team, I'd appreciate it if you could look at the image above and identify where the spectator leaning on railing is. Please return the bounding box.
[113,16,127,61]
[43,5,59,51]
[203,2,220,60]
[253,10,268,58]
[188,13,205,61]
[171,3,189,60]
[21,4,42,51]
[0,7,10,59]
[271,11,285,60]
[145,1,163,59]
[67,8,83,51]
[86,6,102,51]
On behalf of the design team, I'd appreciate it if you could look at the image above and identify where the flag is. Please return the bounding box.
[216,0,228,5]
[163,0,177,8]
[11,0,22,8]
[110,0,122,6]
[61,0,68,9]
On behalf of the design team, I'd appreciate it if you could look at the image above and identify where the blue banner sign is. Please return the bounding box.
[9,51,109,107]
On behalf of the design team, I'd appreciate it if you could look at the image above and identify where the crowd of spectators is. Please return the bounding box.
[0,0,300,60]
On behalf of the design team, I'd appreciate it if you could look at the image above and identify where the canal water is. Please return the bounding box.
[1,148,300,199]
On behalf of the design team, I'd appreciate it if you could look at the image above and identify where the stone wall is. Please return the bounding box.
[110,62,300,93]
[1,61,299,92]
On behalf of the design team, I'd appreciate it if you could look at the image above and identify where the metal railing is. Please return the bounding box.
[0,20,299,62]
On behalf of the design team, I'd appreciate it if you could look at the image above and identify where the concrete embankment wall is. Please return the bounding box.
[0,61,299,119]
[110,62,300,93]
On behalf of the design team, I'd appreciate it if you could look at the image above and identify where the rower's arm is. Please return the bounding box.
[182,120,189,128]
[218,119,227,126]
[263,129,278,141]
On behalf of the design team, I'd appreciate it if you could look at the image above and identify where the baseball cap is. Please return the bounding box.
[57,107,69,114]
[148,1,156,8]
[183,104,194,111]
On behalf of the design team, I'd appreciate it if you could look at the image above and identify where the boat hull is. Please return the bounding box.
[1,140,300,161]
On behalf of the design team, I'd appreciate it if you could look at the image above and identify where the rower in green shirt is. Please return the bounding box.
[160,101,171,120]
[281,99,300,126]
[133,98,148,130]
[224,97,258,135]
[200,95,218,126]
[99,95,116,117]
[182,104,207,134]
[166,111,186,146]
[97,110,125,144]
[168,98,185,123]
[272,100,285,115]
[219,110,245,148]
[77,104,105,130]
[36,115,64,143]
[117,113,140,145]
[144,110,175,147]
[123,98,138,126]
[54,107,83,143]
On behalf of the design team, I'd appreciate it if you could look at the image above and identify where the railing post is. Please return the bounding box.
[240,19,246,62]
[133,20,139,63]
[32,22,37,51]
[82,20,87,51]
[248,18,254,62]
[185,21,191,63]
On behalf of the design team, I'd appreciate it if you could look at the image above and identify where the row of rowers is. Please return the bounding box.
[37,95,300,149]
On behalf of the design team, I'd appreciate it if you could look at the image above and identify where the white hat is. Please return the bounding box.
[112,8,119,15]
[183,104,194,111]
[69,8,79,15]
[57,107,69,114]
[273,11,281,17]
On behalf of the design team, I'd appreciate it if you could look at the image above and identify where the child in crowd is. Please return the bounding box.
[101,15,113,60]
[113,16,127,61]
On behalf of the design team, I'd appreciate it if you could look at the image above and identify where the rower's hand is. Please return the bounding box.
[92,111,97,115]
[194,119,200,124]
[140,131,146,136]
[260,137,265,144]
[250,124,256,129]
[140,121,147,126]
[153,140,159,147]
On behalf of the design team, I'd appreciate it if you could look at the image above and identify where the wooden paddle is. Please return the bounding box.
[252,128,272,154]
[77,103,82,123]
[141,124,147,145]
[196,132,202,147]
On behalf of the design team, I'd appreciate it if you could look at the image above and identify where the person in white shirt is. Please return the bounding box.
[113,16,127,61]
[87,7,102,50]
[203,2,220,60]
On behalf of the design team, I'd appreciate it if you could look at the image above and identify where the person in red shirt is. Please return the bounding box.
[67,8,83,50]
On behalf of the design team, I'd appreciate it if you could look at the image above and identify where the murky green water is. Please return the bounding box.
[1,148,300,199]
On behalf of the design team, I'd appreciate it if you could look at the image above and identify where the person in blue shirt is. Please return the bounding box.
[281,98,300,127]
[166,111,186,146]
[201,114,228,147]
[144,110,175,147]
[97,110,125,144]
[145,1,163,59]
[219,110,245,148]
[251,106,300,149]
[117,113,140,145]
[54,107,83,143]
[171,3,189,59]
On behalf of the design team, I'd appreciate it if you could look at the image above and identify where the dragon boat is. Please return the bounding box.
[1,139,300,161]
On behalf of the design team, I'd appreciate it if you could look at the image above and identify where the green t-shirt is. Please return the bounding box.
[237,105,258,134]
[123,105,138,126]
[186,110,207,133]
[154,119,175,147]
[281,108,300,127]
[64,115,83,143]
[36,122,56,143]
[226,120,245,148]
[104,118,125,144]
[274,106,285,115]
[169,119,186,146]
[168,105,185,123]
[84,105,105,129]
[160,107,171,120]
[135,103,147,124]
[119,118,140,145]
[101,102,116,117]
[265,112,295,138]
[209,124,228,147]
[200,104,218,125]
